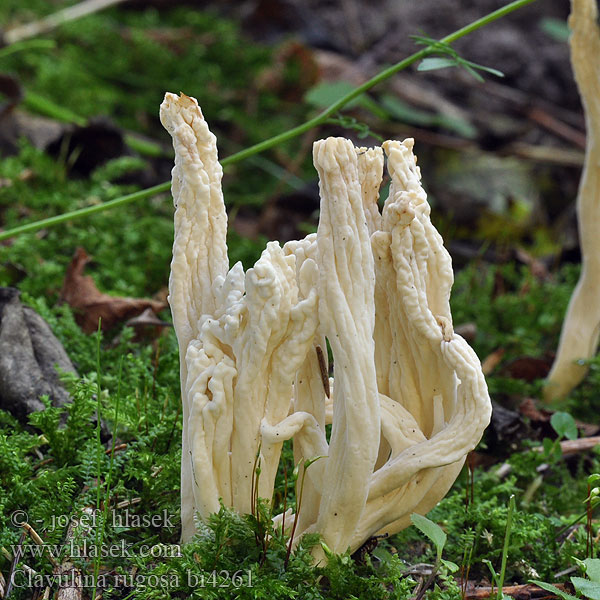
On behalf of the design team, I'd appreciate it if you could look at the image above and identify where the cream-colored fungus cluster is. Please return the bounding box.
[160,92,491,560]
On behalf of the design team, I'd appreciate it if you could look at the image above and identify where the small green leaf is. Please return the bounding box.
[530,580,579,600]
[584,559,600,584]
[550,411,578,440]
[411,35,457,57]
[0,39,56,61]
[552,442,563,461]
[465,60,505,79]
[441,559,460,573]
[372,546,395,563]
[320,541,334,558]
[539,17,570,43]
[588,474,600,487]
[542,437,555,457]
[380,95,436,126]
[461,63,485,83]
[483,559,498,584]
[303,455,325,470]
[411,513,446,558]
[417,57,458,72]
[586,487,600,508]
[571,577,600,600]
[379,94,476,138]
[304,81,361,110]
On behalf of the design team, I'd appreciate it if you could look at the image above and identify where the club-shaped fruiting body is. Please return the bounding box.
[160,92,491,559]
[545,0,600,402]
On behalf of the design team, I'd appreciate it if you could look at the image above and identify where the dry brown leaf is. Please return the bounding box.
[502,355,553,381]
[518,397,551,422]
[60,247,166,333]
[125,307,171,328]
[464,582,573,600]
[122,307,172,343]
[481,348,505,375]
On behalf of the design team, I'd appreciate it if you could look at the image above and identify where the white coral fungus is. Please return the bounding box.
[160,92,491,559]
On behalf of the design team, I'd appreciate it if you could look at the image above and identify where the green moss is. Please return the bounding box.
[451,262,577,360]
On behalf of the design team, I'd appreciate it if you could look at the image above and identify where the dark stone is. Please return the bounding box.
[0,287,77,422]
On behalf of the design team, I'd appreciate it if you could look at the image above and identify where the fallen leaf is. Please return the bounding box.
[464,582,574,600]
[481,347,505,375]
[577,421,600,437]
[120,307,172,343]
[125,307,171,329]
[60,247,166,333]
[502,355,553,381]
[518,397,551,422]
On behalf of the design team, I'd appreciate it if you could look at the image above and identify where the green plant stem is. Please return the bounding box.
[24,90,87,126]
[497,494,516,600]
[0,181,172,239]
[554,506,598,540]
[0,39,56,60]
[0,0,538,242]
[285,464,305,570]
[103,356,122,516]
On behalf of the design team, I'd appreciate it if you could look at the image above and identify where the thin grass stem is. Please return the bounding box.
[0,0,538,242]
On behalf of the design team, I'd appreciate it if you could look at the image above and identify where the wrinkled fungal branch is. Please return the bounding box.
[160,92,491,561]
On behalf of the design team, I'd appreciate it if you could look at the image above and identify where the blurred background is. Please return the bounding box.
[0,0,582,284]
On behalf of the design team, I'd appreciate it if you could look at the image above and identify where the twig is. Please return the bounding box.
[54,509,95,600]
[465,75,585,131]
[412,567,439,600]
[3,0,127,46]
[22,523,59,568]
[464,582,572,600]
[527,107,586,149]
[114,498,141,510]
[105,443,126,456]
[4,530,26,599]
[34,457,55,471]
[533,436,600,456]
[506,142,585,166]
